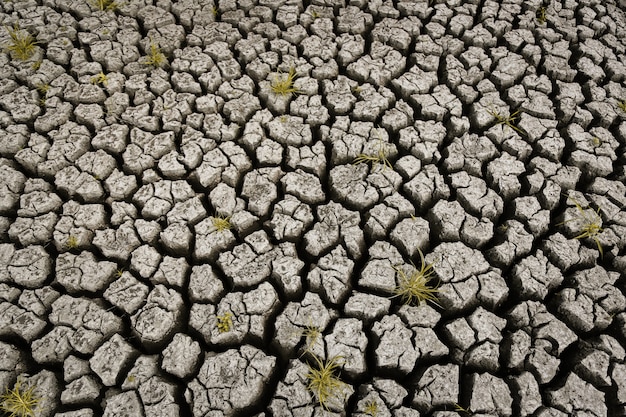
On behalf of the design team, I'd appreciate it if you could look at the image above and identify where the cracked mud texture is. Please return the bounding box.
[0,0,626,416]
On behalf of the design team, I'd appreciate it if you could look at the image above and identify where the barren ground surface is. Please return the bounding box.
[1,0,626,416]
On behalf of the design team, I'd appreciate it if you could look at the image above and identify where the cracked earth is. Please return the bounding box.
[1,0,626,416]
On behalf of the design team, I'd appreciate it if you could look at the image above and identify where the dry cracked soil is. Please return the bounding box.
[1,0,626,416]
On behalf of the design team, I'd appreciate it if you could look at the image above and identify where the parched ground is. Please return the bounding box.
[1,0,626,416]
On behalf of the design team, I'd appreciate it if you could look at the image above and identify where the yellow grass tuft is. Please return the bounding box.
[4,24,38,61]
[306,355,346,410]
[1,378,40,417]
[270,67,300,97]
[392,248,441,307]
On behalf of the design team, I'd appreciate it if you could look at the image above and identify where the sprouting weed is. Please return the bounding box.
[0,377,40,417]
[90,72,108,86]
[486,104,526,136]
[4,24,39,61]
[536,6,547,24]
[353,131,393,171]
[590,136,602,147]
[90,0,119,11]
[126,374,135,383]
[392,247,441,307]
[558,195,604,257]
[211,214,231,232]
[270,67,300,97]
[115,269,124,277]
[216,312,233,333]
[301,325,322,354]
[31,60,42,70]
[35,83,49,94]
[65,235,79,250]
[143,39,166,68]
[454,403,472,414]
[364,399,379,416]
[306,355,346,410]
[616,100,626,113]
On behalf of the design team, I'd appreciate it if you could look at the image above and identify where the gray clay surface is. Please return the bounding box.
[0,1,625,417]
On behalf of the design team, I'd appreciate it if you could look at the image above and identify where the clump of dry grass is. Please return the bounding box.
[4,24,38,61]
[392,248,441,307]
[1,377,40,417]
[306,354,346,410]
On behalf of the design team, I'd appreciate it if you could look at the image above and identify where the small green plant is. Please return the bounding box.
[559,195,604,257]
[486,104,526,136]
[392,247,441,307]
[211,214,231,232]
[364,399,379,416]
[616,99,626,113]
[216,312,233,333]
[90,72,108,86]
[454,403,472,414]
[353,134,393,171]
[90,0,119,11]
[301,325,322,353]
[590,136,602,147]
[65,235,79,250]
[4,24,38,61]
[1,377,40,417]
[536,6,547,24]
[142,39,166,68]
[35,83,49,94]
[306,354,346,410]
[270,67,300,97]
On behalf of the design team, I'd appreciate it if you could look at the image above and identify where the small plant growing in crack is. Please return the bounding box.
[1,377,40,417]
[90,0,120,11]
[142,39,167,68]
[536,6,547,24]
[391,247,441,307]
[454,403,473,415]
[270,66,300,97]
[90,72,108,86]
[36,84,49,106]
[615,99,626,114]
[4,24,38,61]
[306,354,346,410]
[486,103,526,136]
[590,136,602,147]
[558,195,605,257]
[216,312,233,333]
[35,83,49,95]
[65,235,79,250]
[300,324,322,354]
[353,129,393,171]
[211,214,231,232]
[363,399,379,416]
